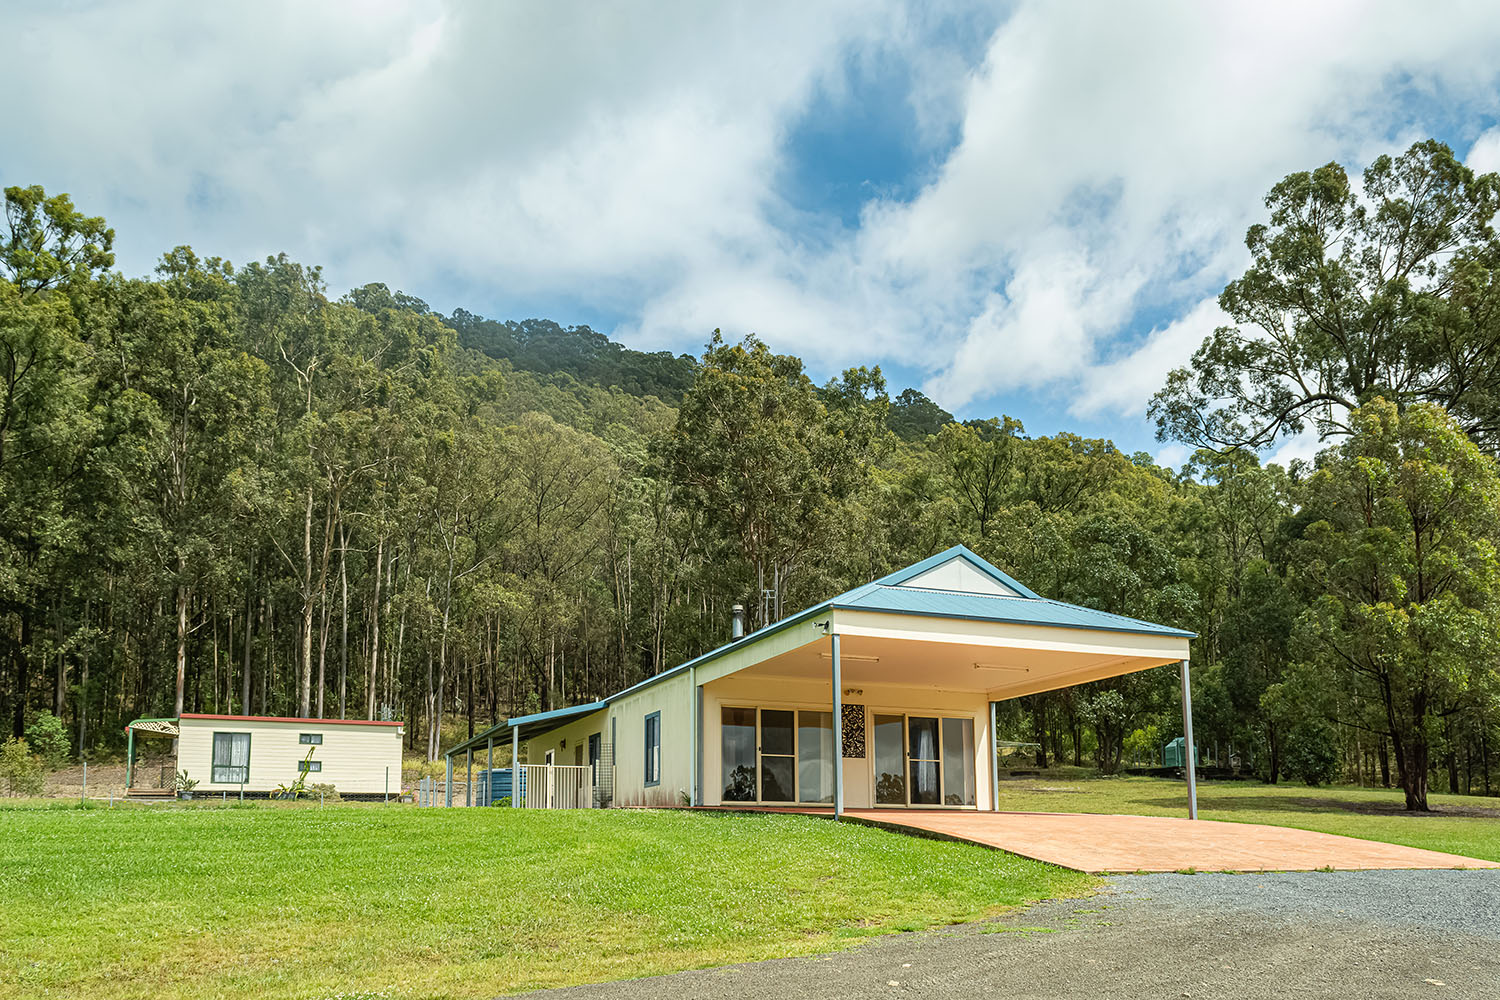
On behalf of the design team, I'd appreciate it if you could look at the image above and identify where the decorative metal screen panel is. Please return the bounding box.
[841,704,866,759]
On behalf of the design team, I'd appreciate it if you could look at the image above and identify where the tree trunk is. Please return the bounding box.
[1378,738,1391,787]
[338,521,349,720]
[366,535,383,721]
[300,485,315,718]
[242,553,254,715]
[174,561,188,719]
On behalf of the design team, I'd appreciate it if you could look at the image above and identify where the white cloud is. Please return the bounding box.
[1266,427,1326,469]
[5,0,1500,445]
[1469,127,1500,174]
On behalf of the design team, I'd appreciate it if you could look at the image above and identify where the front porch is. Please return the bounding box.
[691,601,1195,816]
[701,807,1500,873]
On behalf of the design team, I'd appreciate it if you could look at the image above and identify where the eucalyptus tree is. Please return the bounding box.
[0,186,113,735]
[1292,399,1500,810]
[1152,140,1500,453]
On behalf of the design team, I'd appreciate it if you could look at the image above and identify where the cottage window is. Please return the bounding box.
[298,760,322,773]
[643,712,661,786]
[299,733,323,745]
[212,732,251,784]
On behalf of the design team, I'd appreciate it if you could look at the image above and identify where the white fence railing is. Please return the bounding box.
[521,764,599,809]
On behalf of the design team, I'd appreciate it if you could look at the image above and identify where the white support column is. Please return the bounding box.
[1180,659,1198,820]
[831,630,843,819]
[444,754,453,808]
[689,666,701,807]
[989,700,1000,813]
[511,726,520,808]
[465,749,473,807]
[486,736,494,805]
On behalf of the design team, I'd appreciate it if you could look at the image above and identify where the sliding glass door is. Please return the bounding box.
[721,707,757,802]
[873,714,976,807]
[720,706,837,804]
[759,710,795,802]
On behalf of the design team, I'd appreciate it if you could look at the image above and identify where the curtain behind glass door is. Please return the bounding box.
[908,717,941,804]
[941,717,976,806]
[797,711,833,803]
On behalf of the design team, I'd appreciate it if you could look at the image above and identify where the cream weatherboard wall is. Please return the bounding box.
[518,709,608,768]
[608,674,694,807]
[176,716,404,794]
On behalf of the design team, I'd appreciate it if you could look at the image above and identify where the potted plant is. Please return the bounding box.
[174,769,198,800]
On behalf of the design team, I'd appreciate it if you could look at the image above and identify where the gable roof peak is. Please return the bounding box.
[873,545,1040,600]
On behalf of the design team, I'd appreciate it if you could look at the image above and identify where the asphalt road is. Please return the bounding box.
[524,870,1500,1000]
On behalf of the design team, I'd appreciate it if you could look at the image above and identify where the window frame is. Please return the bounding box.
[298,733,323,745]
[297,759,322,773]
[211,731,252,784]
[643,711,661,787]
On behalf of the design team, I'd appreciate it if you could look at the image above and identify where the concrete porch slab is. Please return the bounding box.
[824,809,1500,873]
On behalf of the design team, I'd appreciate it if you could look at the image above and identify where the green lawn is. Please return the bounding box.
[0,803,1091,1000]
[995,772,1500,862]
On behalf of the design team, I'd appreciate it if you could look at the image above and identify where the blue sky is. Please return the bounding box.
[6,1,1500,463]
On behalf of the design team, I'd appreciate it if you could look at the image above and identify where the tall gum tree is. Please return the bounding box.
[1292,399,1500,810]
[1151,140,1500,453]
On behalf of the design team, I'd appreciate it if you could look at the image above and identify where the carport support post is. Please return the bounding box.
[989,701,1000,812]
[831,630,843,819]
[689,665,700,806]
[444,754,453,808]
[486,736,493,805]
[1180,659,1198,820]
[125,728,134,789]
[465,749,473,807]
[511,726,520,808]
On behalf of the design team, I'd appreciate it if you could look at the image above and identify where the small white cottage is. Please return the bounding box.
[125,713,404,798]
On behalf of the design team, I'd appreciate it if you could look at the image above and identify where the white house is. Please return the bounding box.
[125,713,404,798]
[447,545,1200,816]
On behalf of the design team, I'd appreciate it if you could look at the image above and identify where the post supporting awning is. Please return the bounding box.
[1180,659,1198,820]
[831,630,843,819]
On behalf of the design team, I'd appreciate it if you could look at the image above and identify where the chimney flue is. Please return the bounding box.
[731,603,745,640]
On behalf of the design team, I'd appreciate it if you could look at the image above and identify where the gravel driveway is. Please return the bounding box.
[525,870,1500,1000]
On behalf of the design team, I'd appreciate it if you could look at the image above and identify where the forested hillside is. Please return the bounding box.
[2,140,1498,810]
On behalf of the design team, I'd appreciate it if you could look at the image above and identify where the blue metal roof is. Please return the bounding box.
[829,584,1196,639]
[507,700,608,728]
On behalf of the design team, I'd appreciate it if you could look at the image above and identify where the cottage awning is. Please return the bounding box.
[125,718,180,737]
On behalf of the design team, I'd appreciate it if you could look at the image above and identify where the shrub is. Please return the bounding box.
[491,795,512,807]
[1283,719,1341,786]
[306,782,341,802]
[0,737,45,796]
[24,712,71,769]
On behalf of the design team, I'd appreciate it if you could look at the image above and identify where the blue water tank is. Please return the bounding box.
[475,768,525,804]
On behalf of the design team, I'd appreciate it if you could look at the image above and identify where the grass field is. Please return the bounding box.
[0,803,1091,1000]
[995,771,1500,861]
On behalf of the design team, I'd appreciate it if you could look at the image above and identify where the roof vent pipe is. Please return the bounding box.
[731,603,745,640]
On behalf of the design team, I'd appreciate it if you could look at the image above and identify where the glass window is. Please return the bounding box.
[212,732,250,783]
[299,733,323,745]
[797,711,834,804]
[644,712,661,786]
[298,759,322,773]
[721,707,757,802]
[941,717,976,806]
[908,717,941,805]
[759,710,795,801]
